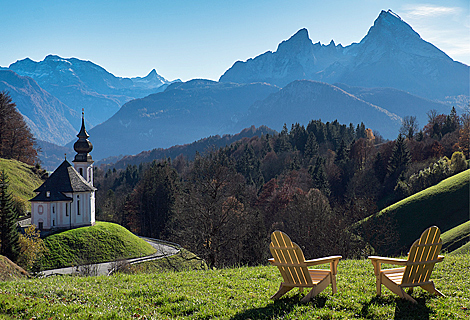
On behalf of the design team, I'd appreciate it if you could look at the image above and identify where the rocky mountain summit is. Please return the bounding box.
[9,55,178,127]
[220,10,469,102]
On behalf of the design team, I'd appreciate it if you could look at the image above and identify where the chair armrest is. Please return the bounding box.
[304,255,342,266]
[369,256,407,276]
[368,256,407,265]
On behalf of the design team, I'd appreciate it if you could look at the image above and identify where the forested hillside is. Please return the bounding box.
[95,107,469,267]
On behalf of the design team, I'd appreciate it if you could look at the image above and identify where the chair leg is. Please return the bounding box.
[271,285,294,300]
[421,283,445,297]
[331,274,337,294]
[382,275,417,304]
[376,277,382,296]
[401,289,418,304]
[300,275,331,303]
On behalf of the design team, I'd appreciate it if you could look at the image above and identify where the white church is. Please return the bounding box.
[30,113,97,231]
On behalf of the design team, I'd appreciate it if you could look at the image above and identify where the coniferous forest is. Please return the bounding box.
[94,108,469,269]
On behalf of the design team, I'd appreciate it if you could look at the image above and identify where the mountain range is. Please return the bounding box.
[220,10,469,103]
[1,9,468,165]
[79,80,279,160]
[0,70,79,145]
[7,55,178,128]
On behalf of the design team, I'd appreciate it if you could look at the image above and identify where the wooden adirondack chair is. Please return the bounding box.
[369,226,445,304]
[268,230,342,303]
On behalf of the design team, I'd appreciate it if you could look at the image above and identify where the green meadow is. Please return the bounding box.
[1,253,468,319]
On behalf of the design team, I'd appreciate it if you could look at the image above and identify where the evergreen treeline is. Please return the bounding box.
[95,109,469,268]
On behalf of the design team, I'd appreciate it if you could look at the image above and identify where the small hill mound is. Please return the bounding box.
[37,222,156,270]
[0,255,29,281]
[450,242,470,254]
[357,169,469,255]
[0,158,45,212]
[442,221,470,253]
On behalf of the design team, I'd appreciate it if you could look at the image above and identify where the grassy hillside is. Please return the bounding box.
[358,169,469,255]
[0,254,468,319]
[451,242,470,254]
[0,158,45,212]
[37,222,156,269]
[441,221,470,253]
[0,256,29,282]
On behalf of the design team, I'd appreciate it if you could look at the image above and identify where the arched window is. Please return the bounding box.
[38,205,44,215]
[77,195,81,216]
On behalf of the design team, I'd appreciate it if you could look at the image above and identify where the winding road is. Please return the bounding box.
[39,238,180,277]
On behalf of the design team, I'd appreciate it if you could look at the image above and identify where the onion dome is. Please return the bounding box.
[73,111,93,162]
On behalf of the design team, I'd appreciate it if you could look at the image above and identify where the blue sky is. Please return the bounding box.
[2,0,468,81]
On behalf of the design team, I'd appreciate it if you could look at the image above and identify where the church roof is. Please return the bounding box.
[30,160,96,202]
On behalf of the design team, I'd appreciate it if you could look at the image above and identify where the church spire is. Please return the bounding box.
[73,109,93,162]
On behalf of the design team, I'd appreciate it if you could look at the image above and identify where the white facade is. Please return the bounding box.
[31,191,95,230]
[74,161,94,186]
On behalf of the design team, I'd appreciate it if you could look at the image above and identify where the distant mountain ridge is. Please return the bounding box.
[220,10,469,102]
[335,83,452,129]
[8,55,179,127]
[98,125,277,170]
[82,79,280,159]
[0,70,79,145]
[234,80,402,138]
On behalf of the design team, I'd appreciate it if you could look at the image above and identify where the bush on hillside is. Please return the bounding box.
[395,151,467,199]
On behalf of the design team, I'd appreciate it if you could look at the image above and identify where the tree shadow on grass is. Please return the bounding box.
[230,295,327,320]
[360,295,433,320]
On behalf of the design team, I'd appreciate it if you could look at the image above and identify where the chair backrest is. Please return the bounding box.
[270,231,313,286]
[402,226,442,285]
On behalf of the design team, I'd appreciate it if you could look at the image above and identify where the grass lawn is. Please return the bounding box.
[1,254,468,319]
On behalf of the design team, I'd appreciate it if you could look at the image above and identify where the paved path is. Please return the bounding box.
[39,238,180,277]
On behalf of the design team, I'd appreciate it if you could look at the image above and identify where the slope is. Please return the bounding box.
[357,169,469,255]
[335,83,452,128]
[0,158,46,212]
[85,79,279,160]
[0,255,29,281]
[99,125,277,169]
[37,222,156,269]
[0,70,79,145]
[234,80,401,139]
[441,221,470,253]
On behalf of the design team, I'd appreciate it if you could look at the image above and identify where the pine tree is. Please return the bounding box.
[274,124,292,153]
[0,170,20,261]
[308,157,330,196]
[386,134,411,186]
[132,161,179,239]
[304,132,319,159]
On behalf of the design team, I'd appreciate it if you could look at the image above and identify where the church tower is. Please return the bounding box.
[73,110,94,185]
[30,110,97,230]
